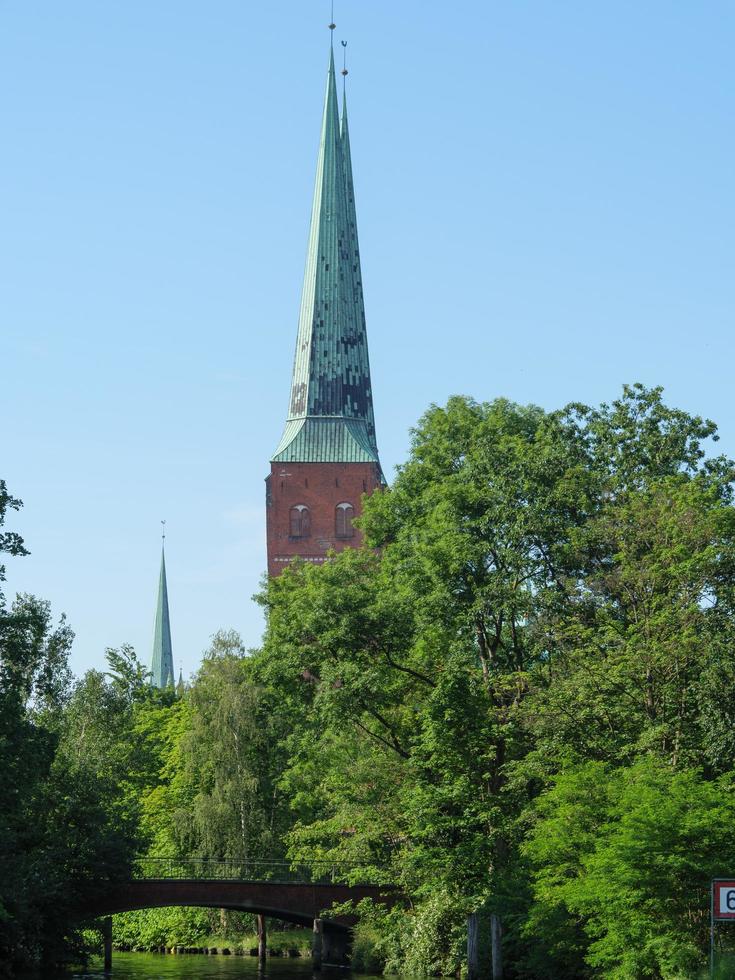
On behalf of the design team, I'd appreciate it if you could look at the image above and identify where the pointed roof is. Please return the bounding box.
[272,46,381,473]
[151,545,174,688]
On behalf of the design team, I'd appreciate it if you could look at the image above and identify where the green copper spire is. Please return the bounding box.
[340,88,379,459]
[151,542,174,688]
[273,45,381,471]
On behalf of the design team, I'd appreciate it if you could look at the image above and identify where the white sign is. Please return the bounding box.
[713,881,735,920]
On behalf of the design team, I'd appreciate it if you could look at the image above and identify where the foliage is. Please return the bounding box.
[523,760,735,979]
[5,383,735,977]
[0,480,28,595]
[170,631,290,862]
[0,592,139,972]
[254,385,735,977]
[112,907,214,948]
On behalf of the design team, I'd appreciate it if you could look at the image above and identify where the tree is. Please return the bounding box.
[257,386,735,977]
[0,480,28,601]
[171,631,290,864]
[523,760,735,978]
[0,594,72,970]
[0,595,140,970]
[258,395,596,973]
[0,483,140,971]
[523,385,735,775]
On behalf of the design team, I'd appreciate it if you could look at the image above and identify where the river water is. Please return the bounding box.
[74,952,382,980]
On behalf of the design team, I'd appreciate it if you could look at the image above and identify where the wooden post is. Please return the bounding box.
[257,914,267,961]
[491,913,503,980]
[312,917,323,970]
[103,917,113,972]
[467,913,479,980]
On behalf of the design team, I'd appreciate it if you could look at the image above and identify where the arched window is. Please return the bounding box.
[289,504,310,538]
[335,502,355,539]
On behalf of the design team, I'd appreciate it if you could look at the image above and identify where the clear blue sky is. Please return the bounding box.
[3,1,733,680]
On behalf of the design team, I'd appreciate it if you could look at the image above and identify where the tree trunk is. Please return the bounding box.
[103,917,112,972]
[467,913,479,980]
[491,913,503,980]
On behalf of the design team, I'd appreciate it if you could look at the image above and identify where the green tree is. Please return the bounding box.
[525,385,735,772]
[0,595,140,971]
[527,476,735,770]
[0,480,28,594]
[172,631,290,863]
[258,395,596,973]
[0,484,140,971]
[0,594,71,970]
[257,386,735,977]
[523,759,735,978]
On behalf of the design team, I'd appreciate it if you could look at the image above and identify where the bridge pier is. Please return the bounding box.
[102,917,112,972]
[312,917,323,969]
[323,925,350,966]
[257,914,267,960]
[312,918,350,968]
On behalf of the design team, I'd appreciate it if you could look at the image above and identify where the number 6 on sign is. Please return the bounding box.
[713,880,735,920]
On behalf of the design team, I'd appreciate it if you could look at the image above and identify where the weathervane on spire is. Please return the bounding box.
[341,40,348,78]
[161,519,166,542]
[329,0,335,32]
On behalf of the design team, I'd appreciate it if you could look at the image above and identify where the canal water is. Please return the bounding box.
[75,952,382,980]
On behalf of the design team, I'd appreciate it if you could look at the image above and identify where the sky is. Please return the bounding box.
[2,1,733,680]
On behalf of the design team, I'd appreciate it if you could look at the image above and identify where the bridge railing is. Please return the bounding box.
[132,858,375,885]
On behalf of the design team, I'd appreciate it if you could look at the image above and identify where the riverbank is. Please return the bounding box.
[112,929,311,958]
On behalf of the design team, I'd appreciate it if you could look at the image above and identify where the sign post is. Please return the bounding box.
[711,880,735,977]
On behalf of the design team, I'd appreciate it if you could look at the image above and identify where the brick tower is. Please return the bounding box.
[266,39,384,577]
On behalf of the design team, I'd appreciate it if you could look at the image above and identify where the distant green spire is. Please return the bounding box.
[151,544,174,688]
[273,45,382,472]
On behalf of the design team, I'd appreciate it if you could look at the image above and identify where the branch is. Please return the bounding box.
[357,698,411,759]
[353,718,410,760]
[380,647,435,688]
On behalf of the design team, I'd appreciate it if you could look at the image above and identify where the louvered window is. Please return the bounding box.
[290,505,310,538]
[335,502,355,539]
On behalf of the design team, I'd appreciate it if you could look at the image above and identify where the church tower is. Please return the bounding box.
[150,531,174,687]
[266,38,384,577]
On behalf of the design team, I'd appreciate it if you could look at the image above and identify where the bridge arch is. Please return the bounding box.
[75,878,389,935]
[95,899,330,931]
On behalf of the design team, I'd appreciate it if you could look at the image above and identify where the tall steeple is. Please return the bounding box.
[272,42,381,470]
[265,33,384,577]
[151,528,174,688]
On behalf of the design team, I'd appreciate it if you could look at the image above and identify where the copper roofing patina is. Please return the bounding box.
[151,545,174,689]
[272,46,382,474]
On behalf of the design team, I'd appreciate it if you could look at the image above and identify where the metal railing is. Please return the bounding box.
[132,858,378,886]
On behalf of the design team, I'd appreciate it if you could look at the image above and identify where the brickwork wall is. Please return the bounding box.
[266,461,383,577]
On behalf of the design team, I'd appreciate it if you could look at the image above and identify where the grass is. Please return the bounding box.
[696,950,735,979]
